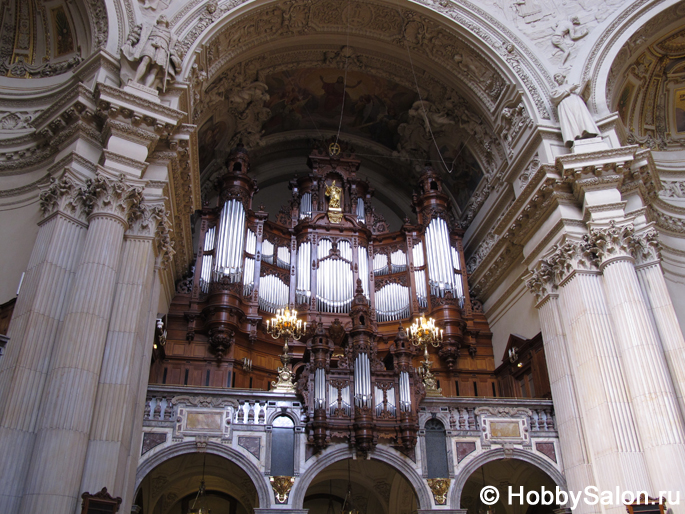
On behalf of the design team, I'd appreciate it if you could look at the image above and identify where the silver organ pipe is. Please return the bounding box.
[356,198,365,224]
[451,246,461,271]
[200,226,216,293]
[276,246,290,269]
[261,240,274,265]
[375,283,410,322]
[412,241,427,308]
[357,246,369,298]
[300,192,312,219]
[243,257,255,296]
[399,371,411,412]
[316,239,354,313]
[242,228,256,296]
[375,385,396,417]
[296,242,311,304]
[390,249,407,273]
[354,353,371,408]
[329,383,351,417]
[215,199,246,282]
[372,252,389,276]
[425,217,459,297]
[257,274,289,313]
[314,368,326,409]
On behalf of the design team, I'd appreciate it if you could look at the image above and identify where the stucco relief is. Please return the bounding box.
[191,0,508,113]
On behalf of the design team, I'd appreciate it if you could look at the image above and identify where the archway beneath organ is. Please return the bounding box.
[134,452,261,514]
[302,457,419,514]
[458,458,561,514]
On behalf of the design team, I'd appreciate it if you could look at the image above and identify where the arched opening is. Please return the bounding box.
[134,452,260,514]
[459,458,560,514]
[302,457,418,514]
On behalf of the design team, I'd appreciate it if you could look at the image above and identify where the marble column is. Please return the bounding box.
[530,240,651,514]
[525,267,597,514]
[78,202,170,509]
[0,172,88,514]
[632,230,685,421]
[590,223,685,496]
[120,255,165,512]
[20,173,143,514]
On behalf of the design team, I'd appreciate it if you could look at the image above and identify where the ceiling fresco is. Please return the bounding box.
[196,65,487,214]
[262,67,418,151]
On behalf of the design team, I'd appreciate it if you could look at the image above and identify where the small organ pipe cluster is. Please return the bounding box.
[158,139,496,451]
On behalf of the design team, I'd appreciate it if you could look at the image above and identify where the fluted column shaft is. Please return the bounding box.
[559,270,651,502]
[635,260,685,422]
[0,199,87,514]
[535,293,596,514]
[20,174,142,514]
[120,263,162,512]
[600,255,685,495]
[79,234,156,505]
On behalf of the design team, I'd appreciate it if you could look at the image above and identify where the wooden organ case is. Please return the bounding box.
[153,141,496,454]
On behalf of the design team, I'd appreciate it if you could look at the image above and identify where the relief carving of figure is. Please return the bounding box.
[121,15,181,91]
[551,16,588,64]
[550,74,599,147]
[227,82,271,148]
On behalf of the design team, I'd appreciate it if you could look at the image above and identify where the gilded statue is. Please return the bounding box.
[325,180,343,223]
[325,180,342,210]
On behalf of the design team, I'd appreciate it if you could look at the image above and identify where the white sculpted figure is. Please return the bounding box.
[550,74,599,148]
[121,15,181,91]
[551,16,588,64]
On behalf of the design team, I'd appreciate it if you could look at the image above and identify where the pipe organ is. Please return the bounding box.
[158,140,495,455]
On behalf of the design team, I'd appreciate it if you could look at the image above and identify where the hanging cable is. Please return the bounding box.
[333,0,354,151]
[404,40,466,174]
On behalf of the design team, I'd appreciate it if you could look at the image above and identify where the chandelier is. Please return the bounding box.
[408,315,443,396]
[266,308,307,392]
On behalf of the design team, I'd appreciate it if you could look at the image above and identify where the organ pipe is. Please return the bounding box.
[300,192,312,219]
[354,353,371,408]
[356,198,365,223]
[357,246,369,298]
[425,217,460,297]
[375,283,410,322]
[315,368,326,409]
[258,275,289,313]
[200,226,216,293]
[214,199,246,282]
[399,371,411,412]
[296,242,311,303]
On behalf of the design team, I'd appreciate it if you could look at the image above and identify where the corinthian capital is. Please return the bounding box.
[630,229,661,266]
[81,173,144,224]
[588,221,634,267]
[526,238,596,304]
[38,173,88,222]
[127,201,166,238]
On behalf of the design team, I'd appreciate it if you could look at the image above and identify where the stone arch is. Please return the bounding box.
[174,0,551,123]
[290,444,433,509]
[450,447,567,508]
[579,1,684,116]
[135,440,272,508]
